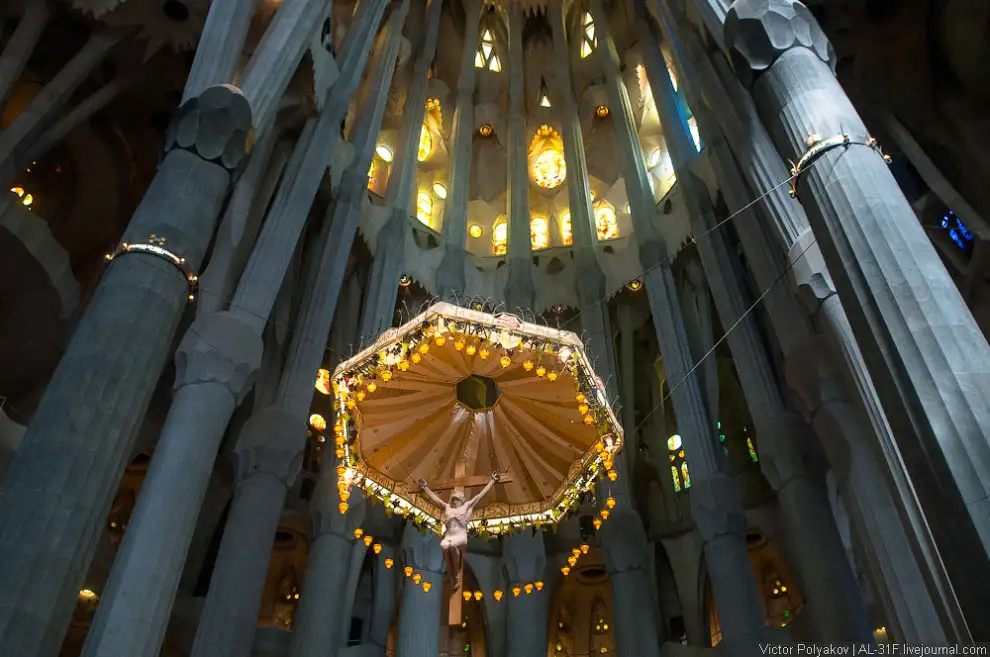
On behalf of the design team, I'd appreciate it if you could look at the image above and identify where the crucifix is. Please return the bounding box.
[418,458,512,626]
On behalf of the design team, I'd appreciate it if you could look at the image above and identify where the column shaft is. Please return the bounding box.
[368,546,398,649]
[182,0,257,102]
[190,473,288,657]
[290,533,355,656]
[503,532,548,657]
[0,0,52,116]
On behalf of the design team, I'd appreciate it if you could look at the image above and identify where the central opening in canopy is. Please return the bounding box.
[456,374,501,411]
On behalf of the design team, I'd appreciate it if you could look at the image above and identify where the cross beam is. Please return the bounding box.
[428,473,514,492]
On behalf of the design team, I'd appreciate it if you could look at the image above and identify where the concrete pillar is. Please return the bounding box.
[435,0,484,300]
[722,7,990,636]
[360,0,445,342]
[0,0,52,116]
[505,0,535,312]
[503,532,549,657]
[396,523,445,657]
[182,0,258,102]
[368,545,399,651]
[585,2,766,652]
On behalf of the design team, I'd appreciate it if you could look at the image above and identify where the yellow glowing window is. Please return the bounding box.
[493,219,508,255]
[595,205,618,241]
[476,28,501,72]
[416,192,433,226]
[530,216,549,250]
[688,116,702,152]
[10,186,33,207]
[664,51,679,92]
[581,13,596,58]
[418,126,433,161]
[559,212,573,245]
[668,433,690,492]
[367,160,376,190]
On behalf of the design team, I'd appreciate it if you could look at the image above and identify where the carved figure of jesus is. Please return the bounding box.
[419,471,500,590]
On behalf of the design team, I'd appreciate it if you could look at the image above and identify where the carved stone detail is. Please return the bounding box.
[724,0,836,87]
[755,411,819,491]
[164,84,253,171]
[788,228,837,313]
[602,509,651,575]
[310,472,367,538]
[232,405,306,484]
[174,311,264,401]
[503,530,547,584]
[690,474,748,542]
[400,522,445,574]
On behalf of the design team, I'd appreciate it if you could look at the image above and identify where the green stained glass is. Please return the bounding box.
[671,465,681,492]
[681,462,691,489]
[747,438,759,463]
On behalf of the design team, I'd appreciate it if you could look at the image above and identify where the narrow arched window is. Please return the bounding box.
[493,218,508,255]
[530,216,549,250]
[475,29,501,72]
[580,13,596,58]
[416,191,433,227]
[668,433,690,492]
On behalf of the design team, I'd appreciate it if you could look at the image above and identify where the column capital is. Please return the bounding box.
[788,228,837,313]
[165,84,253,170]
[755,411,824,491]
[310,474,367,537]
[503,530,546,585]
[782,335,849,418]
[232,405,305,483]
[689,473,748,542]
[400,522,445,575]
[724,0,835,87]
[602,509,651,575]
[174,311,264,402]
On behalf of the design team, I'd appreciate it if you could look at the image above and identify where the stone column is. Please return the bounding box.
[503,532,549,657]
[368,545,399,651]
[655,0,962,640]
[723,7,990,633]
[182,0,258,103]
[0,0,51,115]
[0,1,327,650]
[585,2,766,652]
[435,0,484,301]
[396,523,445,657]
[633,1,872,640]
[360,0,445,342]
[505,0,534,313]
[288,482,367,657]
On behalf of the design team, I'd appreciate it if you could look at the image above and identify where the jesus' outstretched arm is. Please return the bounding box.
[418,480,447,509]
[465,471,500,511]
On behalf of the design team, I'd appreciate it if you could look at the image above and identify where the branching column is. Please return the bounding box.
[435,0,484,301]
[505,0,534,312]
[657,0,962,640]
[0,0,52,116]
[360,0,445,342]
[79,4,393,656]
[632,0,871,640]
[503,532,549,657]
[587,2,766,653]
[396,523,445,657]
[0,1,324,652]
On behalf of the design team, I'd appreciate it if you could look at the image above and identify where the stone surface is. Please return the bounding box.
[173,311,264,400]
[165,84,253,170]
[724,0,835,86]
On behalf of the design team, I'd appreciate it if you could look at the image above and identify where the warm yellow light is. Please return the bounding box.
[536,366,547,377]
[416,191,433,226]
[346,399,357,409]
[535,581,544,591]
[335,448,345,458]
[435,334,446,346]
[354,528,364,539]
[500,355,512,368]
[381,370,393,382]
[583,414,595,425]
[340,490,350,502]
[422,581,432,592]
[404,566,414,577]
[479,124,494,137]
[580,543,590,554]
[356,391,366,401]
[593,518,602,530]
[561,566,570,575]
[79,589,97,599]
[595,206,619,240]
[339,502,349,513]
[367,381,377,393]
[418,126,433,162]
[474,590,483,601]
[432,182,447,199]
[398,359,410,371]
[539,94,552,108]
[627,280,643,291]
[530,216,549,250]
[493,220,507,255]
[309,414,327,431]
[572,548,581,557]
[607,497,616,509]
[600,509,610,520]
[607,469,618,481]
[494,589,504,601]
[334,435,345,446]
[647,149,662,168]
[523,360,535,371]
[363,535,373,547]
[376,145,393,162]
[576,393,586,403]
[385,558,394,569]
[568,556,577,566]
[595,105,610,118]
[524,583,534,594]
[373,543,382,554]
[463,591,473,601]
[367,160,376,190]
[533,148,566,189]
[315,369,331,395]
[468,224,483,238]
[411,352,422,364]
[479,347,490,359]
[466,344,477,356]
[580,40,593,58]
[547,371,558,382]
[413,573,423,584]
[578,403,589,415]
[512,585,521,597]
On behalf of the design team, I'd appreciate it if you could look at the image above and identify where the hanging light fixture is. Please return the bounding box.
[595,105,610,118]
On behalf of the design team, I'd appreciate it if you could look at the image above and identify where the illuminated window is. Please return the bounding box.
[664,51,678,91]
[688,116,702,152]
[10,186,33,207]
[530,216,549,250]
[367,160,375,190]
[416,192,433,226]
[376,145,393,162]
[580,13,596,58]
[315,368,331,395]
[745,427,759,462]
[418,126,433,161]
[559,212,572,245]
[432,182,447,199]
[595,205,618,241]
[718,421,728,456]
[469,224,483,238]
[531,125,566,189]
[475,28,501,72]
[668,433,690,492]
[493,218,508,255]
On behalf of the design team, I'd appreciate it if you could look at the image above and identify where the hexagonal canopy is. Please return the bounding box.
[330,302,623,534]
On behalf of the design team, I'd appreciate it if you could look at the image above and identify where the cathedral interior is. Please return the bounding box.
[1,0,989,655]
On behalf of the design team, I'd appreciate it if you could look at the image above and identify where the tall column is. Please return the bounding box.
[586,2,765,653]
[360,0,445,342]
[368,545,399,652]
[0,1,324,652]
[503,532,549,657]
[396,523,445,657]
[656,0,962,640]
[182,0,258,103]
[504,0,534,312]
[79,3,393,655]
[435,0,484,301]
[289,483,367,657]
[632,0,871,640]
[722,6,990,635]
[0,0,51,115]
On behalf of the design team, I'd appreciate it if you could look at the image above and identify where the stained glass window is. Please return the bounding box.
[580,13,596,58]
[493,219,508,255]
[9,186,33,207]
[475,29,501,72]
[942,209,974,256]
[418,125,433,162]
[559,212,573,245]
[531,216,549,250]
[367,160,375,190]
[668,434,690,491]
[681,462,691,488]
[718,421,728,456]
[595,205,619,240]
[747,438,759,463]
[416,192,433,227]
[688,116,702,152]
[531,125,566,189]
[670,465,681,492]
